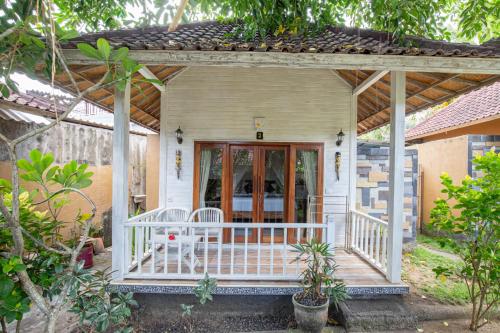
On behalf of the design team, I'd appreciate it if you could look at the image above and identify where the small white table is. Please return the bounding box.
[151,233,202,271]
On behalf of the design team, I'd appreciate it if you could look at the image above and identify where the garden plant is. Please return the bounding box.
[0,151,137,333]
[430,150,499,331]
[292,240,348,332]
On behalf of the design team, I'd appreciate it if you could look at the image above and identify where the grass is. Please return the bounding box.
[403,246,470,305]
[417,233,456,254]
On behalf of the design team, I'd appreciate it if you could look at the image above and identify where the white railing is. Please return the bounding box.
[350,210,388,273]
[123,210,333,281]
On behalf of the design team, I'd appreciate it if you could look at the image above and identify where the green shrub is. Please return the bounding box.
[430,150,499,331]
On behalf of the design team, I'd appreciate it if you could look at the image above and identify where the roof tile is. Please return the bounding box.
[62,21,500,58]
[406,82,500,139]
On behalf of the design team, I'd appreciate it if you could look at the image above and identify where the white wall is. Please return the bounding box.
[164,66,353,246]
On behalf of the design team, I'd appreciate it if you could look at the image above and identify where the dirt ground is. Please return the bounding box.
[420,319,500,333]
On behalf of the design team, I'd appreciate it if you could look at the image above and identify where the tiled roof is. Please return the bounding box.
[406,82,500,140]
[0,91,153,134]
[62,21,500,58]
[0,91,68,115]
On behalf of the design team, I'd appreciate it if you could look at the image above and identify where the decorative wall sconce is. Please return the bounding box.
[335,152,341,181]
[175,126,184,144]
[175,150,182,179]
[336,129,345,146]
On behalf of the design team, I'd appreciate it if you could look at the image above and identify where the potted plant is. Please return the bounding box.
[76,241,94,269]
[88,224,105,254]
[292,240,348,333]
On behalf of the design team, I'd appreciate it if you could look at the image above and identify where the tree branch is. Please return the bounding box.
[20,227,69,255]
[10,72,110,147]
[168,0,189,32]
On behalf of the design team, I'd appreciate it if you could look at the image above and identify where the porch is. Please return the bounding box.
[110,208,408,295]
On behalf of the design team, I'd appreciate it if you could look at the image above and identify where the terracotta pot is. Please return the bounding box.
[77,244,94,269]
[292,292,329,333]
[92,237,105,254]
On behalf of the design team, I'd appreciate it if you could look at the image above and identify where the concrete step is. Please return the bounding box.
[332,296,418,332]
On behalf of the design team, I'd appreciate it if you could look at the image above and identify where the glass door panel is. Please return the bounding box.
[230,146,256,242]
[198,147,224,209]
[294,149,319,242]
[260,148,287,243]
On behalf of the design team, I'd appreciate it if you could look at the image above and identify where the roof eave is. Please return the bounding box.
[61,49,500,75]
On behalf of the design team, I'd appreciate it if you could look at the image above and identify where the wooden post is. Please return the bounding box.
[112,81,131,279]
[348,95,357,212]
[348,93,357,249]
[158,90,168,207]
[387,71,405,283]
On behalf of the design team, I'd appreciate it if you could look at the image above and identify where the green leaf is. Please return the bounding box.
[0,277,14,297]
[16,159,34,171]
[96,38,111,60]
[59,30,80,41]
[77,43,102,60]
[112,47,129,62]
[0,84,10,98]
[29,149,42,162]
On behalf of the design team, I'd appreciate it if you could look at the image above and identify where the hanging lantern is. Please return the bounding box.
[175,126,183,144]
[336,129,345,146]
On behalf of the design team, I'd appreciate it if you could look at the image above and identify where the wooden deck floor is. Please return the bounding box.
[129,246,394,287]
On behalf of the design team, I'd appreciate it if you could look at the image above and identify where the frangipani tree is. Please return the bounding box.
[1,1,160,332]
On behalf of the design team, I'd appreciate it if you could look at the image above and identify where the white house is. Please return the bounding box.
[51,21,499,296]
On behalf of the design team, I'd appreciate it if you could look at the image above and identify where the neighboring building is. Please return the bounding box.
[0,91,149,243]
[406,82,500,228]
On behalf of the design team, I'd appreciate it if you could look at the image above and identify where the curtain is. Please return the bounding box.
[301,150,318,223]
[232,151,252,193]
[270,151,285,191]
[199,149,212,207]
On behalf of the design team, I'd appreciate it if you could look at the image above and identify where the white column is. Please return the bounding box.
[158,90,168,208]
[348,95,357,212]
[112,81,131,279]
[387,71,405,283]
[348,94,357,249]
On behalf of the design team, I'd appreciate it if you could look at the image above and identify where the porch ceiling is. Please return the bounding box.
[50,64,499,134]
[51,64,186,132]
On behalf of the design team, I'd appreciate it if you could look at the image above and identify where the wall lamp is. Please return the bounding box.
[336,129,345,146]
[175,126,183,144]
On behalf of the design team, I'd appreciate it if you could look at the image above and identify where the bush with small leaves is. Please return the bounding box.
[430,150,499,331]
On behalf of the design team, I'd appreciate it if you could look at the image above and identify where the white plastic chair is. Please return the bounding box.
[188,207,224,243]
[155,207,190,236]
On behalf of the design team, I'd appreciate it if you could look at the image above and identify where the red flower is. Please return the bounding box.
[168,234,175,241]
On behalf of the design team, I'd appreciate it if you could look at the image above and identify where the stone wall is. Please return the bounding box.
[468,135,500,178]
[356,141,418,242]
[0,118,147,240]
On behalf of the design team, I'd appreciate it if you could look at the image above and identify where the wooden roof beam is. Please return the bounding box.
[353,70,389,96]
[138,66,166,92]
[62,49,500,74]
[68,70,159,124]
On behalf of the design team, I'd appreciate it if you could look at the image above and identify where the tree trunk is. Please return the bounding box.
[1,317,7,333]
[45,314,57,333]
